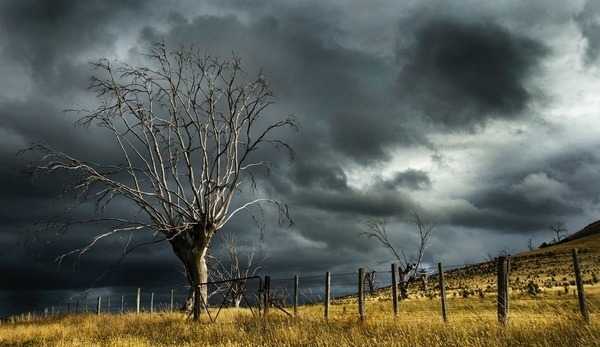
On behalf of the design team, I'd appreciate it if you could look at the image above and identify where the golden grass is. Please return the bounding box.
[2,292,599,347]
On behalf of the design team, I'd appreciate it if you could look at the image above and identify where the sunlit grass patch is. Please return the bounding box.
[4,294,599,347]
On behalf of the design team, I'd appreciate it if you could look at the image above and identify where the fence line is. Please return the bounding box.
[6,248,594,326]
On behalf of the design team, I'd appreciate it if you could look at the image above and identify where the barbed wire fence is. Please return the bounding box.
[4,248,596,325]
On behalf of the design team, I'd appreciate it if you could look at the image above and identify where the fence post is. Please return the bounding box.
[294,275,299,316]
[325,271,331,321]
[107,297,111,314]
[193,285,201,320]
[438,262,448,323]
[121,295,124,314]
[150,293,154,314]
[506,256,510,317]
[96,297,101,315]
[497,256,509,326]
[136,288,141,314]
[170,290,174,313]
[391,263,398,316]
[263,276,271,316]
[572,249,590,323]
[358,268,365,321]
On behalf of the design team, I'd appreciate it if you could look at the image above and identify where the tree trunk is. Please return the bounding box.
[399,265,413,300]
[184,249,209,318]
[170,226,213,320]
[231,282,245,308]
[399,281,410,300]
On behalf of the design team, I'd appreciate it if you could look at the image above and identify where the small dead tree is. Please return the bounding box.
[207,231,264,308]
[363,214,434,300]
[549,221,568,244]
[526,238,534,251]
[365,270,377,297]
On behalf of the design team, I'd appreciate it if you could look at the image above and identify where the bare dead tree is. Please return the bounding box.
[526,238,534,251]
[549,221,568,244]
[20,42,297,320]
[207,231,265,308]
[365,270,377,297]
[363,213,434,299]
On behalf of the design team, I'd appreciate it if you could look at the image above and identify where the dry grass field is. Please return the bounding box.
[2,232,599,346]
[1,296,599,347]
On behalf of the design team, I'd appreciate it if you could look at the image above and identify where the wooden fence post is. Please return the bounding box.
[438,262,448,323]
[136,288,141,314]
[294,275,299,316]
[263,276,271,316]
[506,256,510,317]
[497,256,509,326]
[325,272,331,321]
[358,268,365,321]
[96,297,101,315]
[170,290,174,313]
[572,249,590,323]
[150,293,154,314]
[193,285,201,320]
[121,295,124,314]
[391,263,398,316]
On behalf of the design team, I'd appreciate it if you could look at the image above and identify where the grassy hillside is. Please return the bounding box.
[433,230,600,299]
[562,220,600,243]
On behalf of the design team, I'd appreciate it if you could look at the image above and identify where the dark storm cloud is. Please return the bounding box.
[397,19,548,130]
[1,226,181,292]
[378,169,432,191]
[139,13,425,165]
[0,0,150,91]
[471,177,580,222]
[575,0,600,66]
[292,184,417,218]
[448,147,600,234]
[329,111,426,163]
[547,150,600,203]
[291,159,349,192]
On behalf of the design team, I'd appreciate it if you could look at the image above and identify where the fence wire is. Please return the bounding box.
[6,251,599,325]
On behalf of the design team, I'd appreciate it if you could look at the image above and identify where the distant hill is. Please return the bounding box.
[561,220,600,243]
[338,221,600,302]
[428,221,600,297]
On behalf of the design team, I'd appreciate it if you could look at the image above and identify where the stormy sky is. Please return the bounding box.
[2,0,600,317]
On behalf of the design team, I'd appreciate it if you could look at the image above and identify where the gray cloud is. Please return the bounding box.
[0,0,152,95]
[575,0,600,66]
[396,19,548,130]
[378,169,432,191]
[139,12,428,166]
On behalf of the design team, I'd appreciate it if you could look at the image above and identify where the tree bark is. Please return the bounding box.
[185,249,209,315]
[170,226,213,318]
